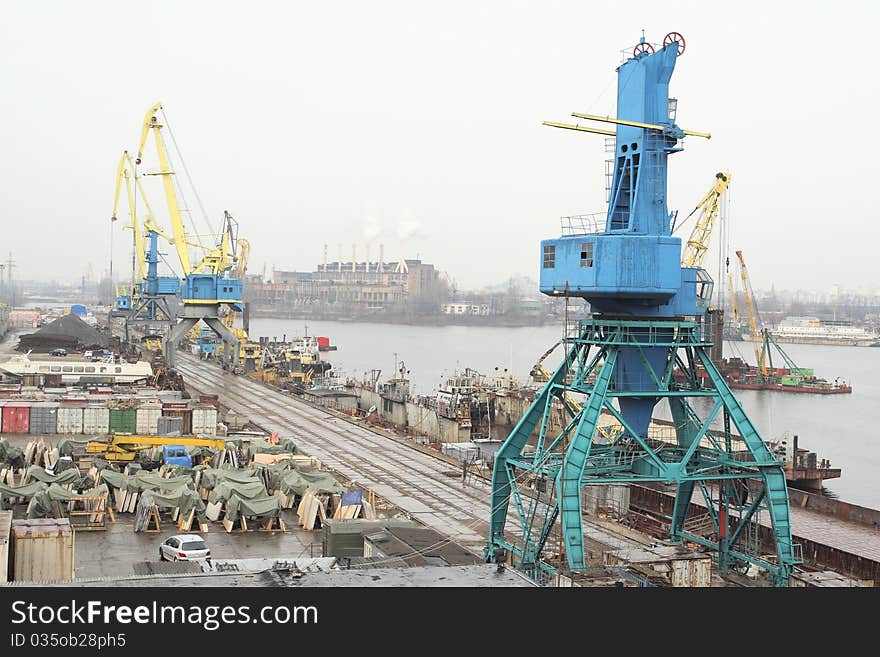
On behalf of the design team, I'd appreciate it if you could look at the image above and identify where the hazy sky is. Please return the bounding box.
[2,1,878,293]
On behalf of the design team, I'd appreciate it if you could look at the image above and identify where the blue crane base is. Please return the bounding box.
[485,319,801,587]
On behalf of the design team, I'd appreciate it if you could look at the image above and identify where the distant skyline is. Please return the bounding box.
[2,1,878,293]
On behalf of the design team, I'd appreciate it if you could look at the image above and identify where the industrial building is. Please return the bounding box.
[248,258,441,314]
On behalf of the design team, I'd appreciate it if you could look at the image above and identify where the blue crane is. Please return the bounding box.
[485,33,800,586]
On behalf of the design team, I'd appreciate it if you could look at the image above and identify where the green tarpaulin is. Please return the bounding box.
[278,469,345,496]
[199,468,260,490]
[26,483,109,518]
[208,480,267,504]
[100,470,193,493]
[247,438,297,456]
[0,438,23,466]
[26,466,81,487]
[142,487,207,524]
[224,493,281,523]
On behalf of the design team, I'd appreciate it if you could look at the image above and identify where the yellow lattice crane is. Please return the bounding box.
[734,250,767,376]
[681,172,731,268]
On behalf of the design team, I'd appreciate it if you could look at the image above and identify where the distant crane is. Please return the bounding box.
[681,172,732,269]
[735,250,766,375]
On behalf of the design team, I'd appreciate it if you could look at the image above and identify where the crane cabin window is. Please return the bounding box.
[543,245,556,268]
[580,243,594,267]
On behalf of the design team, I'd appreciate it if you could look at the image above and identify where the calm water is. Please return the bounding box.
[250,318,880,509]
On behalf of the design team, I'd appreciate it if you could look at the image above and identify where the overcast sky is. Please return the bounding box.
[2,1,878,294]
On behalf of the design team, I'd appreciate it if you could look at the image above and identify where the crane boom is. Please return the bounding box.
[112,151,147,281]
[735,250,766,375]
[681,172,731,268]
[727,267,740,326]
[136,102,192,276]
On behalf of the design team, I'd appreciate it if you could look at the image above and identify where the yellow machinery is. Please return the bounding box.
[86,434,226,462]
[680,172,732,269]
[734,250,767,375]
[217,237,262,367]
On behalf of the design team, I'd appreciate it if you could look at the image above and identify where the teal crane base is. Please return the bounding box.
[485,319,801,587]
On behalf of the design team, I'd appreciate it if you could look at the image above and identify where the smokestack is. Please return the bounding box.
[366,243,371,274]
[337,243,343,272]
[352,243,356,273]
[379,243,384,273]
[323,244,328,271]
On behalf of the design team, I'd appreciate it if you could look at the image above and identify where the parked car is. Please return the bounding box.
[50,348,67,357]
[158,534,211,561]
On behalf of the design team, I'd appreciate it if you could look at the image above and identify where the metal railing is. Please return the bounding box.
[560,212,606,236]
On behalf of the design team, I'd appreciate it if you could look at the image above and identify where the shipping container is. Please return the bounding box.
[191,405,218,436]
[57,405,84,434]
[1,401,31,433]
[109,408,137,434]
[135,402,162,435]
[11,518,74,583]
[157,415,184,435]
[0,510,11,582]
[30,402,59,434]
[82,405,110,435]
[162,403,192,434]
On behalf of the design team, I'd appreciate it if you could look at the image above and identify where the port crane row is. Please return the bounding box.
[110,102,258,373]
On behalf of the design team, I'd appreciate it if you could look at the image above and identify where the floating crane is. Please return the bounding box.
[132,102,243,370]
[735,250,766,375]
[723,250,851,393]
[487,33,799,586]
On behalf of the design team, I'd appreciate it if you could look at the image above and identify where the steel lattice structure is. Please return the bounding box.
[485,33,800,586]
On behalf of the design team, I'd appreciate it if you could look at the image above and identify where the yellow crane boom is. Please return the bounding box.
[112,151,147,282]
[136,102,192,276]
[734,250,766,375]
[681,172,731,268]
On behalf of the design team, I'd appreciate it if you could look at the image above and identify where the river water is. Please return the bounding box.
[250,318,880,509]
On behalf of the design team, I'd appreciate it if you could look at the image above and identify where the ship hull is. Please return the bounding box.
[771,336,878,347]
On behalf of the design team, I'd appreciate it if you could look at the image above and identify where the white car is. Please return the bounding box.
[158,534,211,561]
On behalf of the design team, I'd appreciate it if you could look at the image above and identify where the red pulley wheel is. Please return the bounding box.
[663,32,686,55]
[633,42,654,57]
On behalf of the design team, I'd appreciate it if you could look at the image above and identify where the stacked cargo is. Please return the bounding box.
[0,393,220,437]
[192,404,218,436]
[109,407,136,434]
[57,403,85,434]
[162,402,192,434]
[2,401,31,433]
[136,401,162,434]
[29,402,59,434]
[157,415,184,435]
[83,404,110,434]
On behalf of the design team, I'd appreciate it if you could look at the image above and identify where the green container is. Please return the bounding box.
[108,408,137,434]
[790,368,814,377]
[780,376,803,387]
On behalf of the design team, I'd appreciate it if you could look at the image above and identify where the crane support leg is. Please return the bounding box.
[202,316,240,372]
[163,317,198,369]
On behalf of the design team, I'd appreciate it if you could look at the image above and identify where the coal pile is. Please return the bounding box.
[17,314,109,352]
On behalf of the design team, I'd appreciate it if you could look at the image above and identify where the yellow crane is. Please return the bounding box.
[727,264,741,328]
[86,434,226,462]
[135,102,238,278]
[681,172,731,269]
[734,250,767,375]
